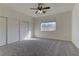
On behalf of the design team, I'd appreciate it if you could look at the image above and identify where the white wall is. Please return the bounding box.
[0,5,33,44]
[72,4,79,49]
[34,11,72,41]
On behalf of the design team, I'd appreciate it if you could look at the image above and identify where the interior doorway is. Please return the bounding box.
[20,21,31,41]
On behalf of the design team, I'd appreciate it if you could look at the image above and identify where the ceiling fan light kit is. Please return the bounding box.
[38,10,42,13]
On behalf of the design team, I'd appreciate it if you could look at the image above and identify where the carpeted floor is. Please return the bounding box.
[0,38,79,56]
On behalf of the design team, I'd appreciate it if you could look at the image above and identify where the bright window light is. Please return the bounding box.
[41,22,56,31]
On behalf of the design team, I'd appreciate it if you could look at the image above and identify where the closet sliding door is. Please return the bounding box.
[0,17,7,46]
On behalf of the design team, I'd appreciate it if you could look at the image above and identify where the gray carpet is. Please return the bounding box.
[0,38,79,56]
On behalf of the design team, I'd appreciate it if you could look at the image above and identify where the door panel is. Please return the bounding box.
[20,21,29,41]
[0,17,6,46]
[7,19,19,44]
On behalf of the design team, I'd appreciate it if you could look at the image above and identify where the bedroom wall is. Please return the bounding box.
[72,4,79,49]
[0,5,33,44]
[34,11,72,41]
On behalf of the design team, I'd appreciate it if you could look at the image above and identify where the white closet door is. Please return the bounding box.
[20,21,29,41]
[0,17,6,46]
[7,19,19,44]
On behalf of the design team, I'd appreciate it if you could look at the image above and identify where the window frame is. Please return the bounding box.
[41,21,56,32]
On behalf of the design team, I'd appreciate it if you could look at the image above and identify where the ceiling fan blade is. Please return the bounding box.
[30,8,38,10]
[35,11,38,14]
[42,7,50,9]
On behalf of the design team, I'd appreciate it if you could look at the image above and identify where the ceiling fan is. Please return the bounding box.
[30,3,50,14]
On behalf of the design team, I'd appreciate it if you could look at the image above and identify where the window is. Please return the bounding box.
[41,22,56,31]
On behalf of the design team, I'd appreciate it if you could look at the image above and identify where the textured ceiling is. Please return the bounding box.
[1,3,75,17]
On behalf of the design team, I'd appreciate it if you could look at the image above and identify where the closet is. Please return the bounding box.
[0,16,31,46]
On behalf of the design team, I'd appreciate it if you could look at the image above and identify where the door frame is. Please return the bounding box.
[0,16,8,45]
[19,20,30,41]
